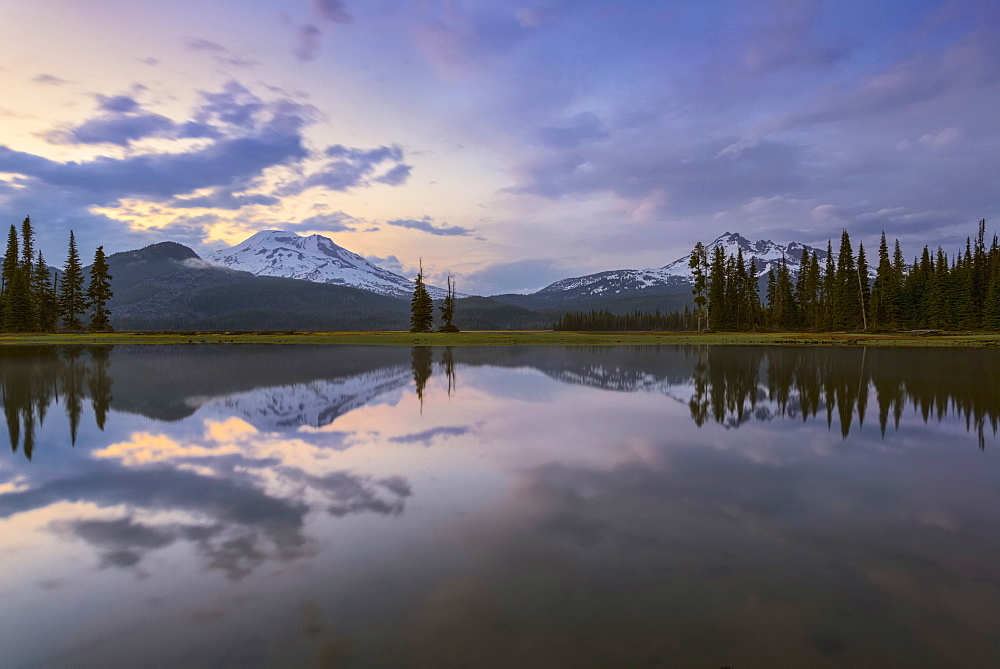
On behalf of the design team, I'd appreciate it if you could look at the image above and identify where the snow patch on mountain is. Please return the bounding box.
[207,230,449,299]
[536,232,830,298]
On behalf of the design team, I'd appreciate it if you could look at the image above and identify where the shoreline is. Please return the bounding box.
[2,330,1000,347]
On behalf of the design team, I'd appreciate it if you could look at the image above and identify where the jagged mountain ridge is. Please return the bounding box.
[490,232,833,313]
[535,232,828,299]
[206,230,449,299]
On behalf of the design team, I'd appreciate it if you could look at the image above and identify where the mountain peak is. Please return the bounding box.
[111,241,200,264]
[207,229,448,299]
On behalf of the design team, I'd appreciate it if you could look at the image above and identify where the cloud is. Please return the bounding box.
[295,25,323,62]
[169,188,279,210]
[366,254,404,273]
[735,1,853,76]
[2,82,311,204]
[289,211,365,233]
[280,143,412,194]
[310,0,354,24]
[32,73,71,86]
[410,4,533,80]
[96,94,141,113]
[373,163,413,186]
[919,127,963,148]
[55,113,176,146]
[184,37,257,68]
[0,78,419,257]
[386,216,472,237]
[536,112,608,149]
[0,132,305,201]
[389,425,471,444]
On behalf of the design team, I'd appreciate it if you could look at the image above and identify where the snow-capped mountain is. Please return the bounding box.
[534,232,827,299]
[207,230,448,299]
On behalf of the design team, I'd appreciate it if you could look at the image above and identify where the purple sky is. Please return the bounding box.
[0,0,997,294]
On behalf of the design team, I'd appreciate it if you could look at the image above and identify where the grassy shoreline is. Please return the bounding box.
[2,330,1000,347]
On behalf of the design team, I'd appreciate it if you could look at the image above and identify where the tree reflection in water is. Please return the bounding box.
[1,345,113,459]
[688,346,999,447]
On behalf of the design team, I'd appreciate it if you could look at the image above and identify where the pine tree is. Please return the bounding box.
[984,271,1000,330]
[775,258,797,329]
[19,216,33,277]
[745,257,761,331]
[86,246,114,331]
[59,231,87,331]
[765,267,777,328]
[871,232,893,330]
[31,251,58,332]
[1,225,18,324]
[2,266,34,331]
[438,271,459,332]
[805,250,821,329]
[924,247,951,328]
[689,242,709,331]
[821,240,835,330]
[708,245,727,330]
[409,260,434,332]
[833,230,861,329]
[2,225,18,292]
[856,241,871,330]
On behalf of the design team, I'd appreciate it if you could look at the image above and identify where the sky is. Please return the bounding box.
[0,0,997,295]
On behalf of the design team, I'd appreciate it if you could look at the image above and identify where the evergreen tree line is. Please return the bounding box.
[0,217,114,332]
[554,308,696,331]
[688,220,1000,332]
[410,263,459,332]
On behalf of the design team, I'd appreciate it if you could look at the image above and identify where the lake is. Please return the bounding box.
[1,344,999,667]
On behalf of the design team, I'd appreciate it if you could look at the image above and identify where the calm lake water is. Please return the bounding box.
[1,344,999,667]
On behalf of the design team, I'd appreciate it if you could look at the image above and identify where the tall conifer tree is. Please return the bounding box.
[707,245,727,330]
[689,242,709,331]
[821,240,835,330]
[59,231,86,331]
[409,260,434,332]
[32,251,58,332]
[856,241,871,330]
[2,265,34,331]
[438,271,459,332]
[86,246,114,331]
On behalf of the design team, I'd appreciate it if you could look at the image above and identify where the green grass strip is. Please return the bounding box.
[2,330,1000,347]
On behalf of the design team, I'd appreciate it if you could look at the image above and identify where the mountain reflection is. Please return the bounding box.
[2,345,999,460]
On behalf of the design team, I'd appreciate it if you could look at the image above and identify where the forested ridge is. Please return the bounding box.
[559,220,1000,332]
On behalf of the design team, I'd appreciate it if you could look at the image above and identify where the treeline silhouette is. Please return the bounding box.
[1,217,114,332]
[689,219,1000,331]
[554,309,695,331]
[687,346,1000,447]
[1,346,113,459]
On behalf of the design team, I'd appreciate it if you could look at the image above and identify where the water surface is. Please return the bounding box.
[1,344,998,667]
